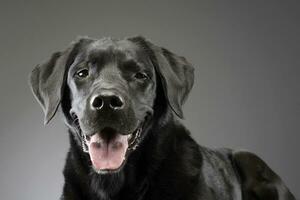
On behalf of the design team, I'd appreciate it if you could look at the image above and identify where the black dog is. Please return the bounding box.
[30,36,295,200]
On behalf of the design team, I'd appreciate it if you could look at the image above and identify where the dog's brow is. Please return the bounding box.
[69,59,87,76]
[121,60,141,72]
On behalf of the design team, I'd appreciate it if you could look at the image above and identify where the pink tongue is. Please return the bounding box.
[87,133,129,171]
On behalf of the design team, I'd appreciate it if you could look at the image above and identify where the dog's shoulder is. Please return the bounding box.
[162,122,203,177]
[231,150,296,200]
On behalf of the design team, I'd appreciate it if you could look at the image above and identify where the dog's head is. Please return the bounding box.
[29,36,194,174]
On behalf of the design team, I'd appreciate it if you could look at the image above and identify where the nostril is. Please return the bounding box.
[92,97,104,109]
[110,96,124,109]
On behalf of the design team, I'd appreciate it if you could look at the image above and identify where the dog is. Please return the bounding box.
[29,36,296,200]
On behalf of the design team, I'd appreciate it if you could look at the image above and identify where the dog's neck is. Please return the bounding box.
[66,110,179,200]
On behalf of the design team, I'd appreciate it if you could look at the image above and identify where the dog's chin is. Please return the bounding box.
[83,124,143,175]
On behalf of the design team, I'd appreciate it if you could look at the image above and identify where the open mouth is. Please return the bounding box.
[81,124,143,174]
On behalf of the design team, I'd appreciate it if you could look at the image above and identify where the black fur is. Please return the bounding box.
[30,36,296,200]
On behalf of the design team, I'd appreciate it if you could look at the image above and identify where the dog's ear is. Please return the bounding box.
[129,36,194,118]
[29,38,91,125]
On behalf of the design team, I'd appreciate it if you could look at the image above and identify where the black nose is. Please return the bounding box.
[91,93,124,110]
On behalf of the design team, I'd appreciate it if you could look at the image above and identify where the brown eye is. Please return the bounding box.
[76,69,89,78]
[134,72,148,80]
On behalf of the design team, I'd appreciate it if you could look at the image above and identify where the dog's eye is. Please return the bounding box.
[134,72,149,80]
[75,69,89,79]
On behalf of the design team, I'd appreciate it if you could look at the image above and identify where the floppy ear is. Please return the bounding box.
[29,39,87,125]
[30,51,70,125]
[129,36,195,118]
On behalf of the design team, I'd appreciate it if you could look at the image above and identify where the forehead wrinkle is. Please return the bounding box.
[84,38,153,74]
[95,63,127,90]
[86,45,128,67]
[116,40,140,58]
[88,48,117,66]
[100,64,122,79]
[86,38,116,63]
[115,40,153,71]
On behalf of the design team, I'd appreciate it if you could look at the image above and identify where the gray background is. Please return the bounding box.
[0,1,299,199]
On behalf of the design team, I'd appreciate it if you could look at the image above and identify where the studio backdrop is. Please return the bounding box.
[0,1,299,199]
